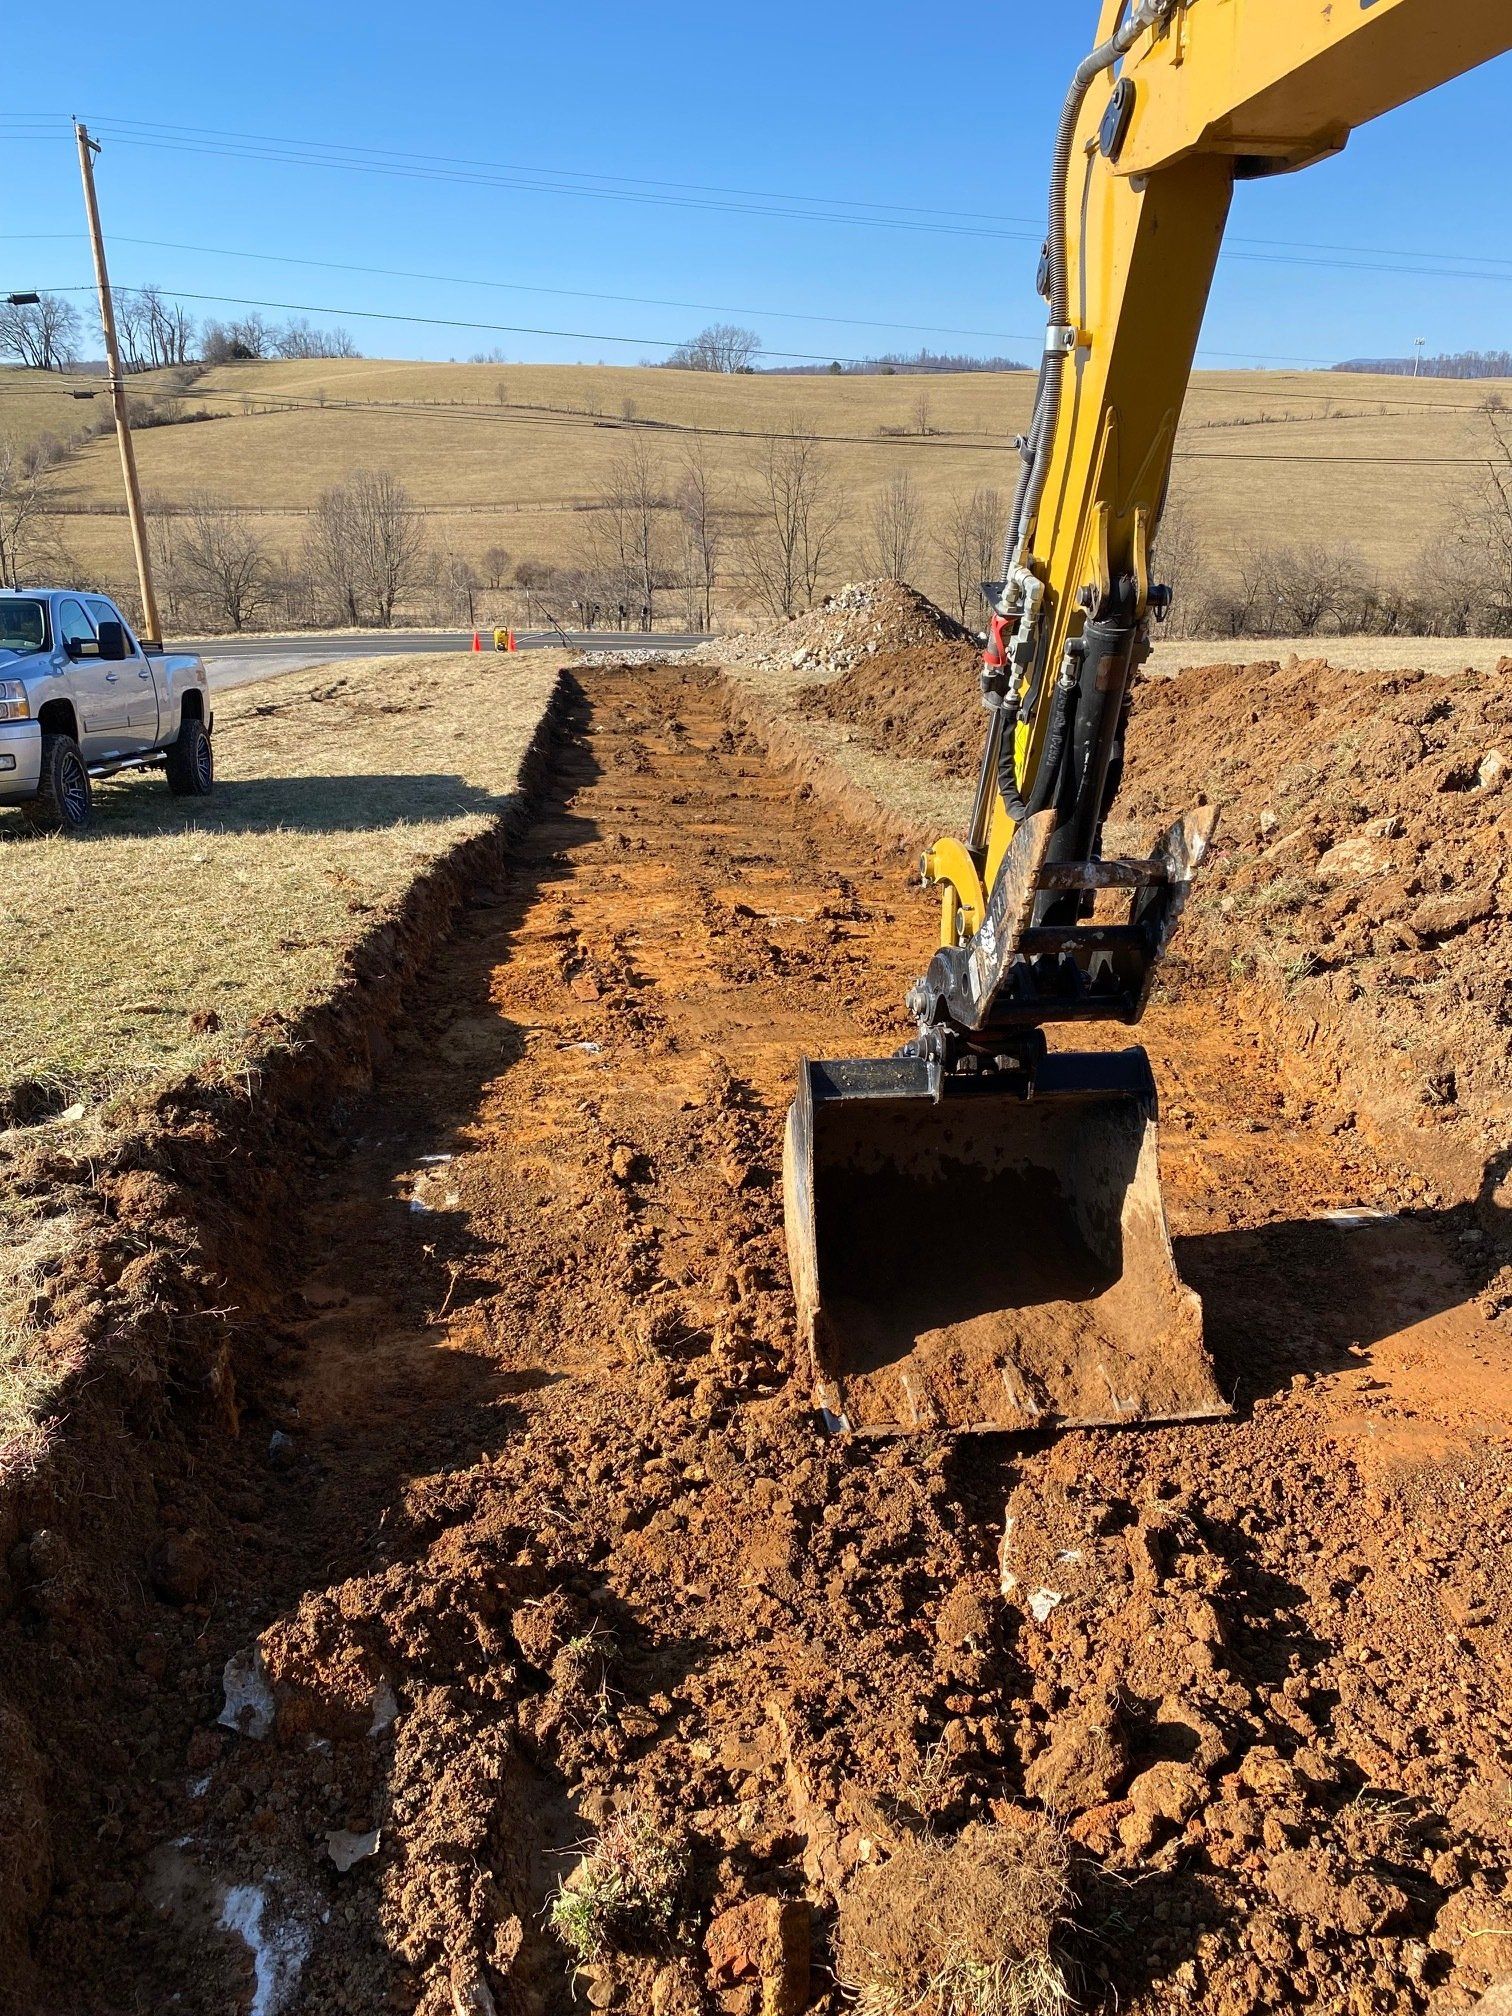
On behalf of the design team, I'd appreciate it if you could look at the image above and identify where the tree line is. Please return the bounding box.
[1333,351,1512,380]
[0,289,361,374]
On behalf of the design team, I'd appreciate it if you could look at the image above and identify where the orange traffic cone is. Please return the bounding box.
[507,629,517,652]
[471,630,482,652]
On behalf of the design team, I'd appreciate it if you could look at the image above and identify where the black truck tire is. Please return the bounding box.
[165,715,214,797]
[24,734,93,834]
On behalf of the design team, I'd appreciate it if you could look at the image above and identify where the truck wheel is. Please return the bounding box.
[166,717,214,797]
[24,734,93,835]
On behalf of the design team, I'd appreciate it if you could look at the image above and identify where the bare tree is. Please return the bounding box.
[1469,406,1512,628]
[864,470,923,582]
[677,443,721,631]
[589,439,667,630]
[0,293,82,372]
[912,387,934,437]
[274,318,360,360]
[114,286,197,370]
[435,545,481,625]
[0,434,61,587]
[356,470,426,626]
[933,484,1004,624]
[201,313,276,364]
[741,423,847,617]
[305,472,425,626]
[1152,495,1202,637]
[512,558,552,628]
[306,484,364,624]
[482,545,511,590]
[665,323,762,373]
[175,494,271,631]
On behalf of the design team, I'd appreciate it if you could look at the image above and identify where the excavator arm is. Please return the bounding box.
[783,0,1511,1437]
[921,0,1510,1043]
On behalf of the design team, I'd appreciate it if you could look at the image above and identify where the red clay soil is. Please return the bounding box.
[1119,655,1512,1208]
[798,637,981,774]
[8,663,1512,2016]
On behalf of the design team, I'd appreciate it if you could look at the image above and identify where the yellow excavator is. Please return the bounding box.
[785,0,1511,1434]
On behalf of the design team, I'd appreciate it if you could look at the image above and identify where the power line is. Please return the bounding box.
[24,282,1051,373]
[17,115,1512,288]
[0,232,1036,349]
[37,116,1512,278]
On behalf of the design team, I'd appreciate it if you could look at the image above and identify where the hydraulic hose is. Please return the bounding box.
[1002,0,1178,578]
[995,660,1076,825]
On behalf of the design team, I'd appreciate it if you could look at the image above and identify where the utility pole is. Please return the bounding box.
[74,120,161,645]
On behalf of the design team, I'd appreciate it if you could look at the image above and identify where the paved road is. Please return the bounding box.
[190,629,714,694]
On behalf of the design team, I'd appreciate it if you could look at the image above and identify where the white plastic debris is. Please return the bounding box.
[1027,1587,1064,1624]
[1321,1208,1394,1230]
[219,1883,313,2016]
[326,1827,381,1873]
[218,1647,276,1740]
[419,1153,453,1165]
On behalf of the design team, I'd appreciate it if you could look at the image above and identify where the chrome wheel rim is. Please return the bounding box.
[59,754,89,826]
[194,734,212,790]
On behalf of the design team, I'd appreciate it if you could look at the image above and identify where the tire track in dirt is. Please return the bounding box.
[36,662,1512,2016]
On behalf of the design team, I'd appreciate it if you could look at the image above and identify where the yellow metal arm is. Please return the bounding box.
[930,0,1511,970]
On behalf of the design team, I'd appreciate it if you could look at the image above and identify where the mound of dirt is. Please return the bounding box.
[1117,655,1512,1204]
[799,637,983,775]
[722,579,975,679]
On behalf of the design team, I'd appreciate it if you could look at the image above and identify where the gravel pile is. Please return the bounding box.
[719,578,973,678]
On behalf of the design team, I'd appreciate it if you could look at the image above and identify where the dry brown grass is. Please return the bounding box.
[11,356,1507,614]
[0,649,559,1439]
[835,1821,1074,2016]
[0,650,557,1113]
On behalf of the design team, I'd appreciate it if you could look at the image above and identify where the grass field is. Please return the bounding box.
[6,356,1507,624]
[0,649,559,1434]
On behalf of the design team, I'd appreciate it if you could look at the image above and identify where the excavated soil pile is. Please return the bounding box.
[1118,655,1512,1206]
[798,636,982,777]
[11,661,1512,2016]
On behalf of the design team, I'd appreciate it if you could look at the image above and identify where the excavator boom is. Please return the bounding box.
[786,0,1512,1435]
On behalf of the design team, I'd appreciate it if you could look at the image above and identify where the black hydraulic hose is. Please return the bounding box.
[996,668,1074,825]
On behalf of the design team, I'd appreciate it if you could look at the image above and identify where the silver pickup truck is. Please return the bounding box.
[0,588,213,833]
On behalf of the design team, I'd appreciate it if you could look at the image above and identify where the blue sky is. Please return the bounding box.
[5,2,1510,371]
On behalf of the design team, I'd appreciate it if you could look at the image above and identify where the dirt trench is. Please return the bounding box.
[29,662,1512,2015]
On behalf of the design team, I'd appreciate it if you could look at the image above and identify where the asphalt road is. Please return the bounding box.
[189,629,714,693]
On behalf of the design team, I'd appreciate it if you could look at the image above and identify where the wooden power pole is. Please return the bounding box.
[75,121,162,646]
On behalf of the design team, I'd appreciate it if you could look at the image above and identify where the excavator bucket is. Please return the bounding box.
[783,1048,1227,1435]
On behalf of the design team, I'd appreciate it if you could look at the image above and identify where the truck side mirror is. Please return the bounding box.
[96,620,128,660]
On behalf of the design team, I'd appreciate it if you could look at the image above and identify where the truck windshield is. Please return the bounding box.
[0,600,47,656]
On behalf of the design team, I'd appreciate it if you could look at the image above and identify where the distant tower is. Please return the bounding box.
[1413,336,1427,378]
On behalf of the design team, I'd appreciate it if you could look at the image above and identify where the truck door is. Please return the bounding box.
[56,597,129,756]
[88,597,158,749]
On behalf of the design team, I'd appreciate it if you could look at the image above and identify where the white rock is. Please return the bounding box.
[326,1826,381,1873]
[218,1647,276,1740]
[1315,834,1391,881]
